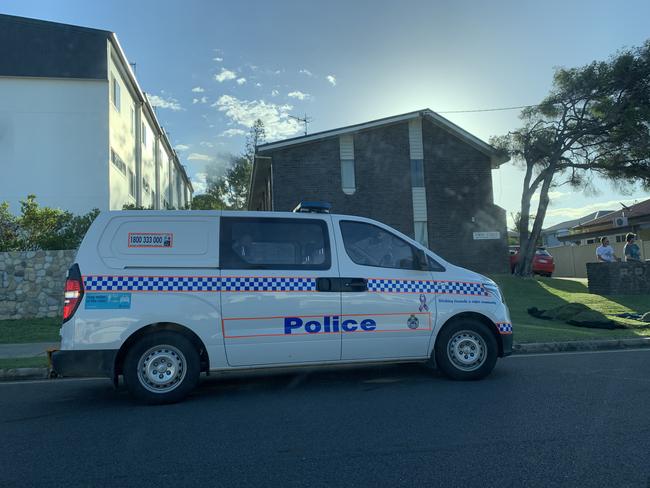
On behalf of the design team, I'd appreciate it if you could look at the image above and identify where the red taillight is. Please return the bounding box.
[63,265,84,323]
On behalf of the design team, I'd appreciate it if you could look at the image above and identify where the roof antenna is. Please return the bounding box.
[288,113,312,135]
[129,62,137,74]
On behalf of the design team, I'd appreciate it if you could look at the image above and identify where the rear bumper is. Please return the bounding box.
[501,333,513,357]
[52,349,117,378]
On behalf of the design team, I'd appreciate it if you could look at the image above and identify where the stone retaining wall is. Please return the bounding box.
[0,250,76,320]
[587,261,650,295]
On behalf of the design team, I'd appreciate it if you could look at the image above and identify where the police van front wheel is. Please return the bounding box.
[434,319,498,381]
[123,331,200,404]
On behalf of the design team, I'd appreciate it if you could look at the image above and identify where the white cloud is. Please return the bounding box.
[213,95,302,140]
[271,89,279,97]
[174,144,189,151]
[299,69,313,77]
[200,141,215,148]
[544,198,638,221]
[147,93,182,111]
[191,86,205,93]
[220,128,246,137]
[187,153,213,162]
[531,190,568,202]
[213,57,223,62]
[236,77,247,85]
[214,68,237,82]
[326,74,337,86]
[288,91,311,100]
[192,96,208,104]
[192,172,208,194]
[255,82,262,87]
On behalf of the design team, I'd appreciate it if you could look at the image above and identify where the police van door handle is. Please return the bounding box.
[342,278,367,292]
[316,278,367,292]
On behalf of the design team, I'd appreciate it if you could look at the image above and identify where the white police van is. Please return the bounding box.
[53,202,512,403]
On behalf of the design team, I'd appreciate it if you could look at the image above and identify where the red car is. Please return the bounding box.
[509,246,555,277]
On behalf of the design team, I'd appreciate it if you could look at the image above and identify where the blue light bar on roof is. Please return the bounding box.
[292,201,332,214]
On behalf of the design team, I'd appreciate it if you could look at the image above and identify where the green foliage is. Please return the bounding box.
[0,195,99,251]
[492,40,650,277]
[196,119,266,210]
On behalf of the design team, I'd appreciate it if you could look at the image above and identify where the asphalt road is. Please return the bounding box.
[2,350,650,488]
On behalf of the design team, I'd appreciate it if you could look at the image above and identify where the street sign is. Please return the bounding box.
[473,231,501,240]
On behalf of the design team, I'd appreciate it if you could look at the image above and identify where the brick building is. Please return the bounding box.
[248,109,510,273]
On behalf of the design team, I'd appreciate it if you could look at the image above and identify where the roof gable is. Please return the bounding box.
[257,109,509,168]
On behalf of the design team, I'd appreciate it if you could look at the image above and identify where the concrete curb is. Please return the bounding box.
[0,368,50,381]
[513,337,650,354]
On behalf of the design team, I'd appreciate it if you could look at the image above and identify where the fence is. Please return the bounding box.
[550,240,649,278]
[0,250,76,320]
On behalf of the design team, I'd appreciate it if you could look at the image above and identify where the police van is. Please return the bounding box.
[53,202,512,403]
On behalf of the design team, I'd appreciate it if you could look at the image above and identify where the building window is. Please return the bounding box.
[141,123,147,147]
[339,134,355,195]
[111,76,121,112]
[414,221,428,247]
[142,178,150,194]
[131,107,136,135]
[341,160,355,195]
[410,159,425,187]
[220,217,331,270]
[128,168,136,197]
[586,239,595,244]
[110,149,126,175]
[340,220,421,270]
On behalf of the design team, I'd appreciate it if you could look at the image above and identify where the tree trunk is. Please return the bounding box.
[515,163,535,277]
[520,164,556,277]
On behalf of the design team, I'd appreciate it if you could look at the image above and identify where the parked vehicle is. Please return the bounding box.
[509,246,555,277]
[53,203,513,404]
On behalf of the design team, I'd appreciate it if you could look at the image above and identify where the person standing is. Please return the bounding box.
[623,233,641,262]
[596,237,618,262]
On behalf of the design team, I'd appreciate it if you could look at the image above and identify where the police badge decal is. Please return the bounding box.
[407,314,419,329]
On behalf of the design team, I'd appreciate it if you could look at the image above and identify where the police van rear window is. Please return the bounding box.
[220,217,331,270]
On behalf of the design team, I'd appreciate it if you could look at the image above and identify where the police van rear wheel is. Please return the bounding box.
[434,319,497,381]
[124,331,200,404]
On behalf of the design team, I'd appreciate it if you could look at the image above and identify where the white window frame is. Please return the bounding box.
[111,76,121,112]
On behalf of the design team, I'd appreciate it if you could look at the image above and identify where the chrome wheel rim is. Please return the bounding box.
[447,330,487,372]
[137,345,186,394]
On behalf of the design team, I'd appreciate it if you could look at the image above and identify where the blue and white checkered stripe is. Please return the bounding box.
[83,275,317,292]
[497,323,513,334]
[220,276,316,292]
[367,279,487,296]
[83,276,220,292]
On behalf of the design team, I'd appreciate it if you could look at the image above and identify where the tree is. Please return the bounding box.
[492,41,650,276]
[196,119,266,210]
[0,195,99,251]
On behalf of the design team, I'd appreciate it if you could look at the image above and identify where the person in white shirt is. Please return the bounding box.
[596,237,618,262]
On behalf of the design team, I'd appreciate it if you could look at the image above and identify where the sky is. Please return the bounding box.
[3,0,650,227]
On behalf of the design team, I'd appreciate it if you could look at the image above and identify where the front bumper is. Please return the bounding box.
[52,350,118,378]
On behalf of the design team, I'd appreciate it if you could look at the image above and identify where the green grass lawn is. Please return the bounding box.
[490,274,650,343]
[0,277,647,347]
[0,356,49,369]
[0,317,61,344]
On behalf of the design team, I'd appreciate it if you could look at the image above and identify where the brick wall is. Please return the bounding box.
[258,118,508,274]
[0,250,76,320]
[587,261,650,295]
[268,122,415,237]
[422,118,508,273]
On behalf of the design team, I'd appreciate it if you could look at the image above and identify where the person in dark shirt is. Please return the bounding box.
[624,233,641,262]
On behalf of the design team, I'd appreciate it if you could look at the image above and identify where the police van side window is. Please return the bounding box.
[339,221,420,270]
[220,217,331,270]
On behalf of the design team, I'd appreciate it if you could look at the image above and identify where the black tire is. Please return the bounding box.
[123,331,200,404]
[434,319,498,381]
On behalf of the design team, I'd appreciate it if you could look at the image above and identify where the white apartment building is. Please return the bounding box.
[0,14,192,214]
